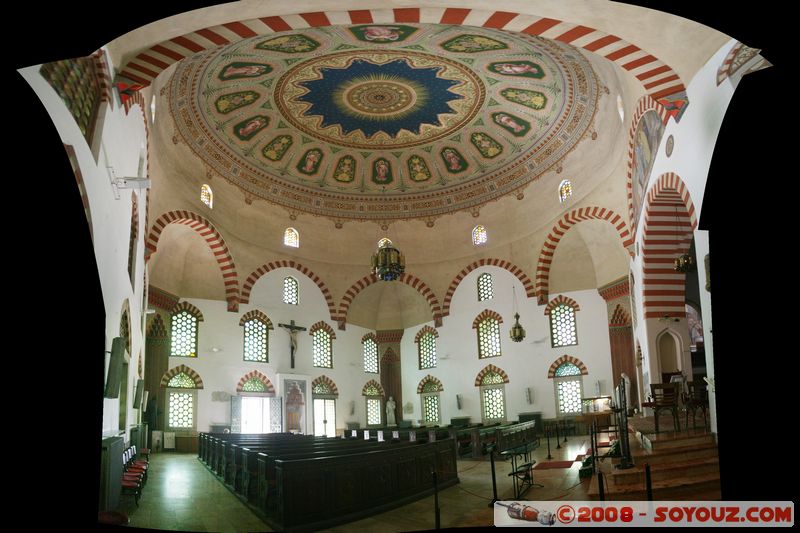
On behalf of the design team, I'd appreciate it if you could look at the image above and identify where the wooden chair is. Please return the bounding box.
[650,383,681,433]
[683,381,709,428]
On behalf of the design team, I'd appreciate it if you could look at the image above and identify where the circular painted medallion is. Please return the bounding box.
[169,24,599,222]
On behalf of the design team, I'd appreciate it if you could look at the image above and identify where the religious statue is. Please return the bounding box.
[386,396,397,426]
[279,320,307,368]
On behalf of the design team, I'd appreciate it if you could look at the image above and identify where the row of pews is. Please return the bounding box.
[198,431,458,531]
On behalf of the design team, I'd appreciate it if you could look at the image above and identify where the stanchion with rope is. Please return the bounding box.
[555,421,561,449]
[487,443,499,507]
[431,468,440,529]
[545,426,553,460]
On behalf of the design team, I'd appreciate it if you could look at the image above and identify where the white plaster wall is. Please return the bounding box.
[629,39,741,432]
[400,266,614,424]
[20,53,149,440]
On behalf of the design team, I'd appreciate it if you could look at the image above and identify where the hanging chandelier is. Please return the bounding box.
[371,238,405,281]
[509,287,526,342]
[674,253,694,273]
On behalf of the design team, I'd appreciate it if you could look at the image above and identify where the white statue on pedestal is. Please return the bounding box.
[386,396,396,426]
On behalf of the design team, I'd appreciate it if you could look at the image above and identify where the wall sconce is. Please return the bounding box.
[456,394,462,410]
[524,388,533,404]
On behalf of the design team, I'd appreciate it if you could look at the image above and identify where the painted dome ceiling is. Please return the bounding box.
[169,24,599,223]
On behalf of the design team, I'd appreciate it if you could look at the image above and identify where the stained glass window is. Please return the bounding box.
[171,311,198,357]
[418,332,436,369]
[201,184,213,209]
[284,227,299,248]
[242,377,267,392]
[421,380,440,393]
[422,395,440,423]
[559,180,573,203]
[477,273,493,301]
[366,398,382,426]
[481,372,505,385]
[363,383,380,396]
[378,237,392,248]
[556,379,582,415]
[313,329,332,368]
[472,225,487,245]
[363,337,378,374]
[39,57,101,144]
[478,318,502,358]
[554,362,581,377]
[283,277,298,305]
[550,304,578,347]
[243,319,268,362]
[167,372,196,388]
[168,391,194,428]
[482,388,504,420]
[313,382,332,395]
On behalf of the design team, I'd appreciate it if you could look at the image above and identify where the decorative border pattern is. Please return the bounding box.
[118,7,686,116]
[474,364,509,386]
[362,379,385,396]
[381,346,399,362]
[160,364,204,388]
[417,374,444,393]
[609,304,631,327]
[375,330,404,343]
[535,206,633,304]
[472,309,503,329]
[311,375,339,396]
[640,172,697,320]
[171,301,204,322]
[544,295,581,316]
[147,314,168,339]
[148,285,180,311]
[361,332,377,344]
[91,49,114,104]
[308,321,336,339]
[626,95,664,237]
[238,309,274,329]
[414,325,439,343]
[442,258,535,317]
[338,273,442,329]
[236,370,275,394]
[241,260,336,321]
[547,355,588,378]
[597,276,629,301]
[146,210,240,312]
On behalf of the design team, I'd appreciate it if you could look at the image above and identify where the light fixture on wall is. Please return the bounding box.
[672,206,695,273]
[456,394,462,410]
[371,237,405,281]
[524,388,533,404]
[509,286,526,342]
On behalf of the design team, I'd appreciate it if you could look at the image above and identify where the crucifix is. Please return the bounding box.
[278,320,307,369]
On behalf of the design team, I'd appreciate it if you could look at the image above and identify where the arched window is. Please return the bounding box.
[167,372,197,388]
[200,184,213,209]
[549,303,578,347]
[558,179,573,203]
[362,380,384,428]
[150,93,157,124]
[171,305,202,357]
[241,311,272,363]
[283,277,299,305]
[162,367,202,432]
[363,335,378,374]
[477,273,493,301]
[284,227,299,248]
[472,225,487,245]
[377,237,392,248]
[241,376,267,392]
[418,376,443,426]
[476,314,502,359]
[476,367,508,423]
[310,322,334,369]
[417,329,437,370]
[552,361,584,416]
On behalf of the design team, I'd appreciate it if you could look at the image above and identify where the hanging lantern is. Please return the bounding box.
[510,312,526,342]
[674,253,694,273]
[371,238,405,281]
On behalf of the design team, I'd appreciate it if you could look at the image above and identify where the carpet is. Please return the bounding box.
[533,460,575,470]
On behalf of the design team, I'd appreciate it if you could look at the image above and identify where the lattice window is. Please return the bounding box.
[472,225,487,245]
[555,362,582,377]
[167,372,196,388]
[313,329,332,368]
[481,372,505,385]
[422,395,440,423]
[170,311,198,357]
[550,304,578,347]
[200,184,213,209]
[418,332,437,370]
[421,380,440,393]
[283,277,298,305]
[241,377,267,392]
[478,318,502,358]
[243,319,268,363]
[168,391,194,429]
[559,179,573,203]
[363,383,381,396]
[482,387,505,421]
[366,398,382,426]
[284,227,299,248]
[477,273,493,301]
[363,337,378,374]
[556,378,583,415]
[313,382,332,395]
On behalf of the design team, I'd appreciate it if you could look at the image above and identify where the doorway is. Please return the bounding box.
[313,398,336,437]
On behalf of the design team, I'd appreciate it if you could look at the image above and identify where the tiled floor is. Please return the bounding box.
[120,434,592,532]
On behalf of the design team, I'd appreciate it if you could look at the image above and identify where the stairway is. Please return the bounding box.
[587,425,720,500]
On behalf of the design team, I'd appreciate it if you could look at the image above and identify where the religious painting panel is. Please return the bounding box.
[631,110,665,227]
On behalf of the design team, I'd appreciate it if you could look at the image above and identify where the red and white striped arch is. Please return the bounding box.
[626,95,664,237]
[535,207,634,304]
[337,273,442,330]
[236,370,275,394]
[146,210,240,312]
[640,172,697,320]
[240,260,337,321]
[118,7,686,119]
[442,258,535,317]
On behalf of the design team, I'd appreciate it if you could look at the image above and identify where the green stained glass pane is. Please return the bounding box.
[478,318,502,358]
[421,380,439,393]
[313,330,332,368]
[555,362,581,377]
[364,383,380,396]
[242,377,267,392]
[313,382,331,395]
[481,371,504,385]
[419,332,436,369]
[168,372,196,388]
[171,311,198,357]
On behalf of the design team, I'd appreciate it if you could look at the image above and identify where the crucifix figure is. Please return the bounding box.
[278,320,307,369]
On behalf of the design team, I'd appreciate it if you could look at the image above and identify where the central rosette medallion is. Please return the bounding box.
[275,51,485,149]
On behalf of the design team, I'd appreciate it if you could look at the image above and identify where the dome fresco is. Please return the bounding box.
[169,24,599,222]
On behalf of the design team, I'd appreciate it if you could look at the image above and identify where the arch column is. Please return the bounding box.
[598,277,638,409]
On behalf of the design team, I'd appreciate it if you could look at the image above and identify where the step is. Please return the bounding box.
[611,457,719,485]
[589,470,720,498]
[615,443,718,466]
[640,432,714,451]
